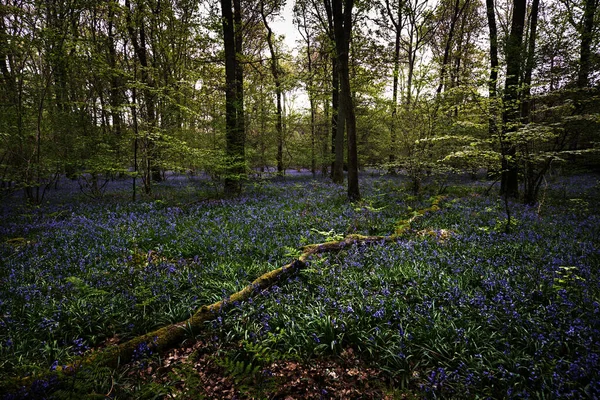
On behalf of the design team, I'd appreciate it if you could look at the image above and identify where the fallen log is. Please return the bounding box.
[4,195,445,393]
[84,234,397,370]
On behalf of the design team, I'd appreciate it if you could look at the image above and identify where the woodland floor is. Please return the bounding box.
[1,171,599,399]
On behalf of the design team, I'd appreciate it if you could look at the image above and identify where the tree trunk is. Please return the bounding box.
[325,0,344,183]
[385,0,403,167]
[570,0,598,155]
[323,96,331,176]
[436,0,467,94]
[578,0,598,88]
[234,0,245,177]
[520,0,540,204]
[260,3,284,176]
[520,0,539,123]
[332,0,360,200]
[486,0,498,138]
[222,0,245,195]
[406,39,415,108]
[500,0,526,199]
[107,1,123,137]
[126,0,160,190]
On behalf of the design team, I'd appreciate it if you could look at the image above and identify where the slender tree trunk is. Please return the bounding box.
[405,23,416,109]
[132,76,139,201]
[486,0,498,138]
[260,84,267,173]
[521,0,539,123]
[332,0,360,200]
[578,0,598,88]
[385,0,403,167]
[107,1,122,137]
[569,0,598,155]
[298,4,318,177]
[260,4,284,175]
[331,55,343,183]
[222,0,245,195]
[234,0,245,156]
[500,0,526,199]
[436,0,468,94]
[0,15,16,100]
[310,98,317,177]
[521,0,540,205]
[323,97,330,176]
[325,0,344,183]
[126,0,159,190]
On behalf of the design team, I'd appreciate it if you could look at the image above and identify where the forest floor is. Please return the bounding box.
[1,171,599,399]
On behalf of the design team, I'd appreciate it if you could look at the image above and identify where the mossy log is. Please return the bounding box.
[5,196,446,393]
[83,259,307,370]
[68,195,445,371]
[80,234,398,370]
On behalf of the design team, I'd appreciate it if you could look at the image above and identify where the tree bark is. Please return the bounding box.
[578,0,598,88]
[486,0,498,138]
[260,3,284,175]
[233,0,245,173]
[323,0,344,183]
[436,0,469,94]
[521,0,540,205]
[126,0,160,190]
[222,0,245,195]
[500,0,526,199]
[520,0,539,123]
[332,0,360,200]
[385,0,403,167]
[107,1,123,137]
[570,0,598,155]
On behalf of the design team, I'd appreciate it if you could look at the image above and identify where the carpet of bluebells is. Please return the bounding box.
[1,172,599,398]
[213,175,600,398]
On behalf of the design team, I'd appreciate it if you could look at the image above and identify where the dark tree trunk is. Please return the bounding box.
[578,0,598,88]
[221,0,245,195]
[385,0,403,166]
[436,0,469,94]
[0,18,15,97]
[107,1,123,137]
[233,0,245,173]
[331,54,343,183]
[521,0,540,204]
[486,0,498,137]
[520,0,539,122]
[260,3,284,175]
[325,0,344,183]
[323,96,331,176]
[126,0,160,189]
[332,0,360,200]
[570,0,598,155]
[500,0,526,199]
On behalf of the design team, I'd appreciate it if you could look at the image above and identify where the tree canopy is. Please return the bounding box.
[0,0,598,203]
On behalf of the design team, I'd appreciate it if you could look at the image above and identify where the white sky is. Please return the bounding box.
[270,0,301,56]
[269,1,310,111]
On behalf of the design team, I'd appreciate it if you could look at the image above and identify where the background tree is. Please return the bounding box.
[221,0,246,195]
[0,0,597,205]
[500,0,526,198]
[260,0,286,175]
[331,0,360,200]
[378,0,405,166]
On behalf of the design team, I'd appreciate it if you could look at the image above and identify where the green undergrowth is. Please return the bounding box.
[201,181,600,398]
[1,174,439,394]
[1,173,599,398]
